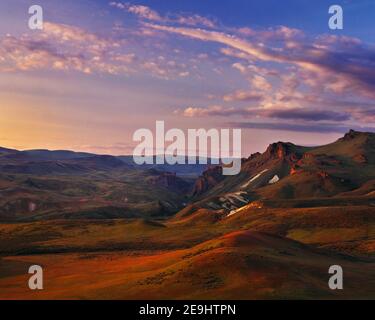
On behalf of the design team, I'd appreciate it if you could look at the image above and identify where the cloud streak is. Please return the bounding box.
[110,2,163,21]
[225,121,375,134]
[110,2,216,27]
[180,106,352,122]
[146,22,375,101]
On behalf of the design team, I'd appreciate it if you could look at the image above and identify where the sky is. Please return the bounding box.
[0,0,375,156]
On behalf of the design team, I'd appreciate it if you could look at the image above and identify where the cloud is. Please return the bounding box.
[238,26,304,41]
[110,2,216,27]
[179,71,190,77]
[142,18,375,131]
[146,22,375,100]
[110,2,162,21]
[182,105,237,117]
[250,74,272,91]
[180,105,351,122]
[2,2,374,135]
[0,22,124,74]
[225,122,375,134]
[258,108,350,122]
[223,90,263,102]
[142,61,168,78]
[350,108,375,123]
[176,15,216,28]
[42,22,109,45]
[145,23,280,62]
[0,21,192,79]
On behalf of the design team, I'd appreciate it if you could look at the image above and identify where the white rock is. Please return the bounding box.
[241,169,268,188]
[268,175,280,184]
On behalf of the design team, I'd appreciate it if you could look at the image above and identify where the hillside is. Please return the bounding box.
[188,130,375,215]
[1,229,373,299]
[0,130,374,300]
[0,149,196,221]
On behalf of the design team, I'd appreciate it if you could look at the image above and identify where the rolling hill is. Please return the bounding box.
[0,148,197,221]
[0,130,374,299]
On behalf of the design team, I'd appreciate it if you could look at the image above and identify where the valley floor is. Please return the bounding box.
[0,205,374,299]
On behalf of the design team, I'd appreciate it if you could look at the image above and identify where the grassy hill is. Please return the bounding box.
[0,130,374,299]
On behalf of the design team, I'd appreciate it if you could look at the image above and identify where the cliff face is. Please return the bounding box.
[264,142,302,162]
[192,166,224,197]
[148,171,191,193]
[265,142,291,159]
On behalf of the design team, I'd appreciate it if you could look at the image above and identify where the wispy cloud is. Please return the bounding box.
[181,105,238,117]
[110,2,216,27]
[110,2,163,21]
[179,105,351,122]
[0,22,126,74]
[225,121,375,134]
[2,1,375,136]
[223,90,263,102]
[146,22,375,101]
[258,108,350,122]
[0,21,192,79]
[136,16,375,129]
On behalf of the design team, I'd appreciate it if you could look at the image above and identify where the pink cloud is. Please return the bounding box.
[146,21,375,102]
[0,21,194,79]
[181,105,237,117]
[223,90,263,102]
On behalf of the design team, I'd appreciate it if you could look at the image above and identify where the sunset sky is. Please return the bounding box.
[1,0,375,156]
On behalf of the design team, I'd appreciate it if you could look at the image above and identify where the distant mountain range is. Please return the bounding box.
[0,147,209,177]
[0,148,200,221]
[0,130,374,299]
[0,130,374,222]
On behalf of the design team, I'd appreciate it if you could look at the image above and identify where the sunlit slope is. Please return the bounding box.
[0,230,373,299]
